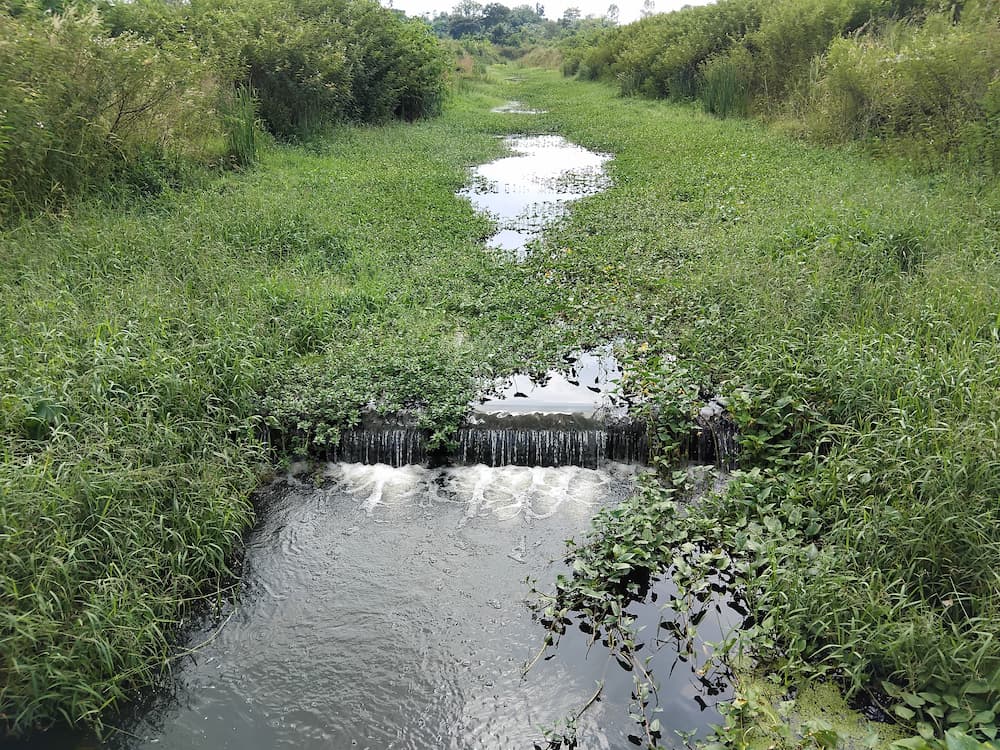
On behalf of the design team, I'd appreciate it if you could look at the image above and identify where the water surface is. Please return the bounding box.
[490,101,547,114]
[90,463,736,750]
[459,135,611,260]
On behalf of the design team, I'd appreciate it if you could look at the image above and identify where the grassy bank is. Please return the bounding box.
[1,0,447,220]
[559,0,999,175]
[3,64,999,746]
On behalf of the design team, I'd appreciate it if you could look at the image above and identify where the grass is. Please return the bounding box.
[0,90,575,734]
[501,70,1000,745]
[2,65,999,745]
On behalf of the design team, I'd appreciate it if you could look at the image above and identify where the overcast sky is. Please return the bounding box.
[384,0,715,26]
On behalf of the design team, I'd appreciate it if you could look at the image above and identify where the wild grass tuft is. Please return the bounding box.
[223,86,262,169]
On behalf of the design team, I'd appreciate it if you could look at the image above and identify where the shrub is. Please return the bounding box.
[0,6,223,218]
[809,5,1000,172]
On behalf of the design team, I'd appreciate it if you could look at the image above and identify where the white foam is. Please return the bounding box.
[324,462,639,524]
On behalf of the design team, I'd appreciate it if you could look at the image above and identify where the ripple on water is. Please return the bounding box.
[89,462,737,750]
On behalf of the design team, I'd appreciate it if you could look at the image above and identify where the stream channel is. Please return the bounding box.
[17,114,739,750]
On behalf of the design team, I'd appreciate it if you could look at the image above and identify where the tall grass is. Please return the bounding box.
[223,86,262,169]
[0,7,223,219]
[558,0,1000,173]
[701,48,752,118]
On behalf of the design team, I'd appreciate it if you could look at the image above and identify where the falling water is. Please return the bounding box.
[690,397,739,468]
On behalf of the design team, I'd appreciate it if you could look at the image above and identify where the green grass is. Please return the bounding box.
[2,65,1000,745]
[500,70,1000,744]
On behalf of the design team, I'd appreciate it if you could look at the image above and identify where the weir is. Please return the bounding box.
[327,358,739,470]
[327,347,654,469]
[330,420,649,468]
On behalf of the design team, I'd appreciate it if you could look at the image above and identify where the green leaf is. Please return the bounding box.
[890,738,932,750]
[945,728,984,750]
[964,680,992,695]
[895,705,917,721]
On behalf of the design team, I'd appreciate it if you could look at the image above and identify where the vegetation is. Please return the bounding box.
[428,0,616,47]
[2,22,999,750]
[559,0,1000,173]
[0,89,576,734]
[0,0,447,219]
[497,70,1000,746]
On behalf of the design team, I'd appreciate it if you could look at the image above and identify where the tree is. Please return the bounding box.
[559,6,580,26]
[482,2,511,27]
[606,3,619,24]
[640,0,655,17]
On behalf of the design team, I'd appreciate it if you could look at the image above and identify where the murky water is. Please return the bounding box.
[459,135,611,259]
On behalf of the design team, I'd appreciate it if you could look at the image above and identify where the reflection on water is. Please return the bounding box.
[55,463,738,750]
[474,346,627,420]
[459,135,611,260]
[490,101,547,114]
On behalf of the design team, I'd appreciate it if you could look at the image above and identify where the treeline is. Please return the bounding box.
[0,0,448,218]
[561,0,999,172]
[430,0,615,55]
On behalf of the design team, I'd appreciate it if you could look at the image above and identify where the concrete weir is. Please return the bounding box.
[329,347,650,469]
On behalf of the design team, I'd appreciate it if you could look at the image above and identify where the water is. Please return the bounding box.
[473,347,628,420]
[328,348,649,469]
[458,135,611,260]
[490,101,547,114]
[77,463,736,750]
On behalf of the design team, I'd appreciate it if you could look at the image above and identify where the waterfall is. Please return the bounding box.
[457,422,647,468]
[326,420,648,469]
[326,402,741,470]
[691,398,739,468]
[322,351,737,471]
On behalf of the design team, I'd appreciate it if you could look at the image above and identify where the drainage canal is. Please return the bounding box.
[20,126,740,750]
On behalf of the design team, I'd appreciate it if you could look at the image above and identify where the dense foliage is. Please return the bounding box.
[0,0,448,218]
[497,70,1000,746]
[560,0,999,172]
[428,0,616,67]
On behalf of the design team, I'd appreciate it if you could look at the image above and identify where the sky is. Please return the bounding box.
[383,0,715,26]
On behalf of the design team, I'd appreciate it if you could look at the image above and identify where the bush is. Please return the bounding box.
[809,6,1000,172]
[0,0,448,215]
[554,0,997,173]
[0,6,223,218]
[745,0,887,107]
